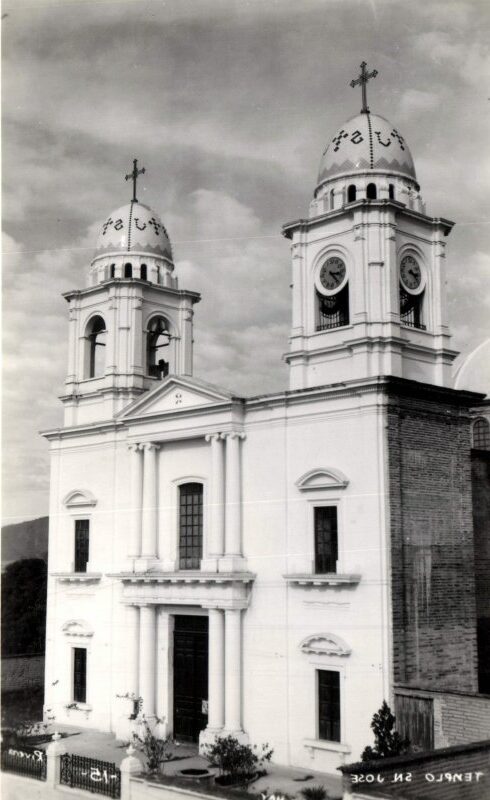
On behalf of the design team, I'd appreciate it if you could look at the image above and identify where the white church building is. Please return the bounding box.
[43,66,490,774]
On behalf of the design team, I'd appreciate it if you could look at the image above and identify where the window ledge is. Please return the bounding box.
[283,573,361,587]
[65,703,92,713]
[304,738,351,754]
[53,573,102,584]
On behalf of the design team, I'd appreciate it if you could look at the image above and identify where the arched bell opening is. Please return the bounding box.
[85,315,107,379]
[146,315,175,379]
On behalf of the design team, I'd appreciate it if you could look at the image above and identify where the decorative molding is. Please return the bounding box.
[61,619,94,638]
[299,633,351,657]
[285,574,360,588]
[63,489,97,509]
[295,467,349,492]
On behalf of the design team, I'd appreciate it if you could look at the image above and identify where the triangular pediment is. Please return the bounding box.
[118,376,237,419]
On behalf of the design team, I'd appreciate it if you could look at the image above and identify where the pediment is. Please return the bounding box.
[296,468,349,492]
[62,619,94,638]
[63,489,97,508]
[118,376,236,419]
[300,633,351,657]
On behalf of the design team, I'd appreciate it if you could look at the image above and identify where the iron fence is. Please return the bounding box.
[1,743,47,780]
[60,753,121,797]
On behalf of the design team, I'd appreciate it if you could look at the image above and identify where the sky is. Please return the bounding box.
[2,0,490,523]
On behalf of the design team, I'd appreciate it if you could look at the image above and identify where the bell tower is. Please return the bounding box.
[61,161,200,426]
[283,64,458,391]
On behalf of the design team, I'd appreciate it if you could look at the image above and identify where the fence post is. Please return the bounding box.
[120,744,143,799]
[46,732,66,789]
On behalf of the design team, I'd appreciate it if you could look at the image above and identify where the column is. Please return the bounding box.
[219,432,246,572]
[139,442,159,570]
[207,608,225,731]
[139,605,156,719]
[155,608,170,735]
[127,605,140,698]
[128,444,143,560]
[202,434,225,571]
[224,608,242,733]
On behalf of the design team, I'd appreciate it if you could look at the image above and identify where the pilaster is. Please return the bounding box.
[219,432,247,573]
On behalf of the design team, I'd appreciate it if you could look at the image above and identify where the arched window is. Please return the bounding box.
[179,483,203,570]
[329,189,335,210]
[389,184,395,200]
[156,266,161,284]
[140,264,147,281]
[147,316,171,379]
[347,184,356,203]
[473,418,490,450]
[86,316,106,378]
[124,263,132,278]
[367,183,377,200]
[110,264,116,278]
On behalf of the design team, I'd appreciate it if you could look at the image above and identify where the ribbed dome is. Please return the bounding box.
[93,201,173,262]
[317,113,416,187]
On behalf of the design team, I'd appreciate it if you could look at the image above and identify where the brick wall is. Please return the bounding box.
[386,380,479,693]
[1,655,45,692]
[340,740,490,800]
[471,450,490,693]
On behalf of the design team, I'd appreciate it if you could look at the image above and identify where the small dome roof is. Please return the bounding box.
[317,112,416,187]
[93,201,173,262]
[454,339,490,395]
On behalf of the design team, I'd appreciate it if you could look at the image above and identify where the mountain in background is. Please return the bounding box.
[1,516,49,569]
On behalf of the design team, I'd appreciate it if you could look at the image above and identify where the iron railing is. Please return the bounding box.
[1,744,47,780]
[60,753,121,798]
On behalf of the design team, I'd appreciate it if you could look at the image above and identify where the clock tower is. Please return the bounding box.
[283,63,457,391]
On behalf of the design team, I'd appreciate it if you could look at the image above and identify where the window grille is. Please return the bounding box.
[74,519,89,572]
[318,670,340,742]
[400,288,425,330]
[473,418,490,450]
[73,647,87,703]
[314,507,338,573]
[317,286,349,331]
[179,483,203,570]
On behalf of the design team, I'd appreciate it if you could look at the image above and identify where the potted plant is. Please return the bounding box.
[205,735,273,787]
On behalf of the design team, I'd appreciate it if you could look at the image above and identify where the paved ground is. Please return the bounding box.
[39,723,343,798]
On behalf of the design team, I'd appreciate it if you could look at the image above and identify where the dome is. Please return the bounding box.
[317,113,416,188]
[93,201,173,262]
[453,339,490,395]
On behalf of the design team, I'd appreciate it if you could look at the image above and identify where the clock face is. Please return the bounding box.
[400,255,422,292]
[319,257,347,293]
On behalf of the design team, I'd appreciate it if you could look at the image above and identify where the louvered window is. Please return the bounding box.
[73,648,87,703]
[318,670,340,742]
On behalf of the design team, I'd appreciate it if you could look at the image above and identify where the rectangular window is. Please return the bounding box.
[74,519,90,573]
[318,670,340,742]
[314,507,338,573]
[179,483,203,570]
[73,647,87,703]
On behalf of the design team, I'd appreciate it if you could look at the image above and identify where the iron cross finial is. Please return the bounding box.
[125,158,146,203]
[350,61,378,114]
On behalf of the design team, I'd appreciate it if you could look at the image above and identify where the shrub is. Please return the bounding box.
[300,786,328,800]
[132,716,172,774]
[361,701,410,761]
[205,735,273,785]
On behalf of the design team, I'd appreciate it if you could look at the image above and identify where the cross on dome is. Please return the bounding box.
[350,61,378,114]
[125,158,146,203]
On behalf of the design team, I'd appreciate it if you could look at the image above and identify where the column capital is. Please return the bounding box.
[220,431,246,441]
[205,433,222,443]
[142,442,160,452]
[127,442,142,452]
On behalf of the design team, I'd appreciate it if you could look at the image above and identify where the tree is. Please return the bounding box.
[1,558,47,656]
[361,701,410,761]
